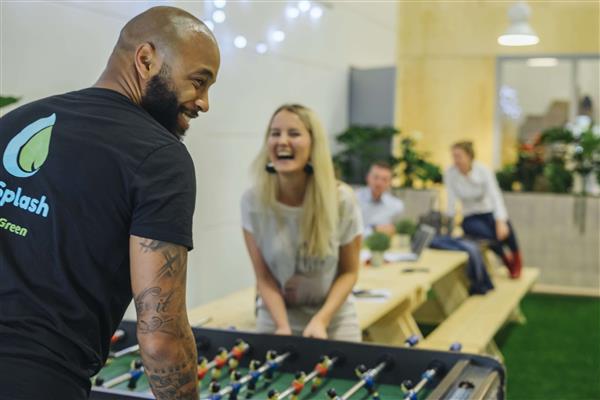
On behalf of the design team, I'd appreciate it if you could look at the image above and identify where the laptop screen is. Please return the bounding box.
[410,225,436,255]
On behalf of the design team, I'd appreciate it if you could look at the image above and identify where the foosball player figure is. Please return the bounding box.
[198,356,209,387]
[401,379,415,394]
[127,359,144,390]
[228,370,243,400]
[267,389,279,400]
[311,355,333,392]
[290,371,307,400]
[209,381,222,400]
[326,388,341,400]
[245,359,262,399]
[212,347,229,381]
[228,339,248,371]
[263,350,278,387]
[355,364,380,400]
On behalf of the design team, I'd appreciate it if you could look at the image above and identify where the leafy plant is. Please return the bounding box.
[333,125,399,184]
[364,232,391,252]
[543,159,573,193]
[395,219,417,236]
[0,96,20,109]
[496,164,517,191]
[396,137,442,188]
[540,127,575,144]
[515,143,545,192]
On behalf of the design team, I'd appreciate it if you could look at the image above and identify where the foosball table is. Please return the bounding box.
[91,321,505,400]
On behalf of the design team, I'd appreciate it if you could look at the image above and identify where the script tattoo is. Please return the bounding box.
[134,238,197,399]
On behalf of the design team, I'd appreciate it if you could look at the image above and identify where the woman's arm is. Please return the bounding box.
[483,167,510,240]
[242,229,291,334]
[303,235,361,339]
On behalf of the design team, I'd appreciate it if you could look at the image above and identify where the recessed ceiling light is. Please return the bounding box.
[212,10,226,24]
[234,36,248,49]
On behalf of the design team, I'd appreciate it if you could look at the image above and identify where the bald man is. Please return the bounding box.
[0,6,219,400]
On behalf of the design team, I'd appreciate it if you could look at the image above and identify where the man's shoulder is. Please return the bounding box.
[383,191,403,208]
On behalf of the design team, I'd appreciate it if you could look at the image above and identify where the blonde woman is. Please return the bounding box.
[241,104,363,341]
[446,141,522,278]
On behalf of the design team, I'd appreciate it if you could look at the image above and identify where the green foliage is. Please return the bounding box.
[500,125,600,195]
[516,153,544,192]
[540,127,575,144]
[395,219,417,236]
[496,164,517,191]
[0,96,20,109]
[543,159,573,193]
[397,137,442,188]
[364,232,391,252]
[333,125,399,184]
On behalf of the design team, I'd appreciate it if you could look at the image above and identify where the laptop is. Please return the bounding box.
[383,224,436,262]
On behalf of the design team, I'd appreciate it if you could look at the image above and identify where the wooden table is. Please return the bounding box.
[187,249,468,346]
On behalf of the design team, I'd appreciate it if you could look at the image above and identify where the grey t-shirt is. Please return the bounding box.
[241,184,363,339]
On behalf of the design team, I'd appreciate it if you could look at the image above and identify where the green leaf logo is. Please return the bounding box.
[3,114,55,178]
[18,125,52,173]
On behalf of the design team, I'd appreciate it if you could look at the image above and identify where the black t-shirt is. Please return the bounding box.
[0,88,196,383]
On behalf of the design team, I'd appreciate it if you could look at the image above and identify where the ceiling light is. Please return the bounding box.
[271,30,285,42]
[234,36,247,49]
[298,1,311,13]
[212,10,226,24]
[526,58,558,67]
[498,2,539,46]
[310,6,323,19]
[286,6,300,19]
[256,43,268,54]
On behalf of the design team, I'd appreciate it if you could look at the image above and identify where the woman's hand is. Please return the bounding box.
[302,316,328,339]
[496,220,510,241]
[274,326,292,335]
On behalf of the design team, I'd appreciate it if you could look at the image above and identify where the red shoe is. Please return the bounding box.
[509,251,522,279]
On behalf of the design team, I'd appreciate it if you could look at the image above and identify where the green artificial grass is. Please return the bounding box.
[420,294,600,400]
[497,294,600,400]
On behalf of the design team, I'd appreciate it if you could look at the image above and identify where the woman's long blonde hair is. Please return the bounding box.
[250,104,338,258]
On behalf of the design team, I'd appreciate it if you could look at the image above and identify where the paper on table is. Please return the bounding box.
[351,288,391,303]
[360,249,417,263]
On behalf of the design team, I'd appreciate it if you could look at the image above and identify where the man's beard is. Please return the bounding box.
[140,64,186,140]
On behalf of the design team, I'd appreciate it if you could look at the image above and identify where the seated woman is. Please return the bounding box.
[445,141,522,278]
[241,104,363,341]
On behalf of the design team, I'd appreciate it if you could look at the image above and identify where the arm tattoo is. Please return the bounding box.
[139,239,169,253]
[134,238,197,398]
[144,351,197,400]
[157,249,183,279]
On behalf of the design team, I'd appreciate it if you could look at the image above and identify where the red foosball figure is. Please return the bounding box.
[290,370,307,400]
[211,347,229,381]
[312,355,333,392]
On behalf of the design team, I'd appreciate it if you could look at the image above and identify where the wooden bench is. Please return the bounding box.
[420,267,539,361]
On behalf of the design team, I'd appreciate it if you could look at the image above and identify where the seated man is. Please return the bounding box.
[356,161,404,236]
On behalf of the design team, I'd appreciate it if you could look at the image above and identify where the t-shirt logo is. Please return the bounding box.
[3,113,55,178]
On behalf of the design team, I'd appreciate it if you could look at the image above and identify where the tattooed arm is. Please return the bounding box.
[130,235,198,400]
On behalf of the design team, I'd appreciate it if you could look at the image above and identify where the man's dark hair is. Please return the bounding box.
[370,161,392,171]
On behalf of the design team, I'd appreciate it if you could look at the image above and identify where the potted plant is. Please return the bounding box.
[396,137,442,188]
[395,219,416,248]
[333,125,399,184]
[364,232,390,267]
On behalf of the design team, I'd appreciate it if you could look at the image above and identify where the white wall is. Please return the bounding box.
[0,1,397,317]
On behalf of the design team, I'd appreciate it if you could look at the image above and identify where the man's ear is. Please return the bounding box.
[134,42,161,81]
